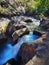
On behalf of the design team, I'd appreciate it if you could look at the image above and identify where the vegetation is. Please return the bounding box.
[0,0,49,17]
[25,0,49,16]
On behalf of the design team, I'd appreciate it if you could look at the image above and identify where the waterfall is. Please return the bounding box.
[13,38,23,59]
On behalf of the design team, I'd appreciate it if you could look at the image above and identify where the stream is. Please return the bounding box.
[0,33,40,65]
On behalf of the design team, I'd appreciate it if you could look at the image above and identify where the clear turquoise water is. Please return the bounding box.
[0,39,23,65]
[22,33,39,43]
[0,33,40,65]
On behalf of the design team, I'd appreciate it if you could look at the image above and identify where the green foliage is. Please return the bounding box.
[0,0,49,16]
[25,0,49,16]
[35,0,49,16]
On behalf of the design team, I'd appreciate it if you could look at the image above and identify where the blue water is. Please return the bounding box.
[0,33,39,65]
[0,39,23,65]
[22,33,39,43]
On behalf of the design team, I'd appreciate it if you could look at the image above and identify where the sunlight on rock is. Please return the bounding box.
[0,18,10,34]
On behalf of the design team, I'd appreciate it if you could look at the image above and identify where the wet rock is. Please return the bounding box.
[6,22,15,36]
[3,59,18,65]
[12,27,29,38]
[12,27,29,45]
[33,43,39,49]
[6,22,29,44]
[7,23,28,35]
[17,43,35,65]
[13,24,27,30]
[0,33,7,44]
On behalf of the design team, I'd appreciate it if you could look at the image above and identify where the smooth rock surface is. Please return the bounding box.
[17,43,35,65]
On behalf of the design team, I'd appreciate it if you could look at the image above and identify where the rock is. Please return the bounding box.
[36,46,47,58]
[12,27,29,44]
[20,21,27,25]
[33,43,39,49]
[12,32,19,44]
[24,18,40,26]
[26,55,45,65]
[6,22,14,36]
[0,33,7,45]
[0,0,26,16]
[33,30,45,36]
[12,27,29,37]
[24,19,33,23]
[0,18,10,34]
[6,22,29,44]
[3,59,18,65]
[13,24,27,30]
[7,23,28,35]
[17,43,35,65]
[17,6,25,15]
[26,45,49,65]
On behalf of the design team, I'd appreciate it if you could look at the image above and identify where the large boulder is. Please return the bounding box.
[7,23,29,38]
[7,23,29,44]
[7,23,28,35]
[24,19,33,23]
[17,43,35,65]
[26,42,49,65]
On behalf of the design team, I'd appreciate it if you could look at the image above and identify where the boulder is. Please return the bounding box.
[7,23,28,35]
[0,18,10,34]
[6,22,29,44]
[6,22,15,36]
[17,43,35,65]
[13,24,27,30]
[19,21,27,25]
[33,30,45,36]
[12,27,29,37]
[12,27,29,44]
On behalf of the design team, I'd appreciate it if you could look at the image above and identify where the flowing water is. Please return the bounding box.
[0,33,40,65]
